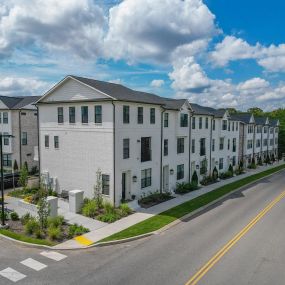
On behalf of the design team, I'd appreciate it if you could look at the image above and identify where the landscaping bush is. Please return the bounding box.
[257,156,263,166]
[219,171,233,179]
[119,203,132,217]
[191,171,199,186]
[139,191,172,205]
[175,182,198,194]
[103,201,115,214]
[21,213,32,225]
[228,164,234,175]
[47,226,62,241]
[47,215,64,228]
[0,210,8,221]
[81,199,99,218]
[97,212,120,223]
[24,218,40,235]
[200,175,216,186]
[212,167,219,181]
[68,224,89,238]
[10,212,19,221]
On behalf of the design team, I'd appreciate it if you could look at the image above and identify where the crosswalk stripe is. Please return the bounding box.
[40,251,67,261]
[0,267,26,282]
[20,258,47,271]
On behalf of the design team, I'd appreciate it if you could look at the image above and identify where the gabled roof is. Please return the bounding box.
[0,95,41,110]
[38,75,189,111]
[230,113,253,124]
[190,103,227,118]
[269,118,280,127]
[254,116,268,126]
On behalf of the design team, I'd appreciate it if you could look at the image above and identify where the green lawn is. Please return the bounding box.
[0,229,55,246]
[101,164,285,242]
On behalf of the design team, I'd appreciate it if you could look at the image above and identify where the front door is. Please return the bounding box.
[163,165,169,191]
[122,173,126,200]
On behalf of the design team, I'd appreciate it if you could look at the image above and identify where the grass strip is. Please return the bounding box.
[102,164,285,242]
[0,229,55,246]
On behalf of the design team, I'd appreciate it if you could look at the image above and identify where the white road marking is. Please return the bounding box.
[40,251,67,261]
[20,258,47,271]
[0,267,26,282]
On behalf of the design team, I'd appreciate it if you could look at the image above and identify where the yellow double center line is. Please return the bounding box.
[185,190,285,285]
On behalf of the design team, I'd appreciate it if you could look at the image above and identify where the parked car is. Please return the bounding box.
[2,172,20,189]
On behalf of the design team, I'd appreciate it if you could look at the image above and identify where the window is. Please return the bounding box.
[275,127,279,133]
[219,158,223,170]
[257,126,262,133]
[164,113,169,127]
[180,114,188,127]
[57,107,64,123]
[199,117,203,129]
[123,138,130,159]
[219,137,224,150]
[233,156,236,166]
[3,132,9,145]
[45,135,49,148]
[69,107,75,123]
[222,120,227,130]
[54,136,59,149]
[200,138,206,156]
[22,132,27,145]
[123,106,130,124]
[247,139,253,149]
[0,112,1,123]
[192,117,196,129]
[164,139,168,156]
[81,106,88,123]
[227,139,230,150]
[21,112,26,116]
[264,126,268,133]
[3,154,12,167]
[228,122,230,131]
[212,119,215,131]
[177,138,184,154]
[138,107,143,124]
[150,108,155,124]
[263,139,268,146]
[177,164,184,180]
[232,138,236,152]
[205,117,209,129]
[212,139,215,152]
[275,137,278,144]
[270,139,274,146]
[200,159,207,175]
[102,174,110,195]
[270,128,273,134]
[191,139,195,153]
[95,105,102,124]
[256,139,261,147]
[236,122,238,131]
[3,112,8,124]
[248,125,254,133]
[141,137,151,162]
[232,122,234,131]
[141,168,151,188]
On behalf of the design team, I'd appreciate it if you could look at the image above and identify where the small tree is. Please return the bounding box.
[239,160,244,171]
[191,171,199,186]
[228,164,233,176]
[212,167,218,181]
[251,157,256,165]
[24,161,29,173]
[37,196,50,230]
[19,165,29,189]
[94,168,103,208]
[13,160,19,172]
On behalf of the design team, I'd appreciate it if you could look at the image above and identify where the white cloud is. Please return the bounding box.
[105,0,217,63]
[0,0,106,59]
[0,76,49,96]
[150,79,164,88]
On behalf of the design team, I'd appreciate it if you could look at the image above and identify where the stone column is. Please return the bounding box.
[69,190,84,213]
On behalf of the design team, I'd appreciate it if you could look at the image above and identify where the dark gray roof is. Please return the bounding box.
[254,116,268,126]
[0,95,41,109]
[190,103,226,117]
[269,118,279,127]
[230,113,253,124]
[70,75,187,110]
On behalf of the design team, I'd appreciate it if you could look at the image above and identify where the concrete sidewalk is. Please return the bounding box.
[53,161,285,250]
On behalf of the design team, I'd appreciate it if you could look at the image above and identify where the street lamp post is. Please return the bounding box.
[0,133,14,227]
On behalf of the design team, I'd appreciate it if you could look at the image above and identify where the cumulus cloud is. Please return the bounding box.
[0,77,49,96]
[150,79,164,88]
[105,0,217,63]
[0,0,106,59]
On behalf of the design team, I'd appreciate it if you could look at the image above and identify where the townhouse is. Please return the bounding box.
[36,75,280,205]
[0,95,41,171]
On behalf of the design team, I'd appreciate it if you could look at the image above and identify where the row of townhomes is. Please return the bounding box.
[0,76,279,206]
[32,75,279,206]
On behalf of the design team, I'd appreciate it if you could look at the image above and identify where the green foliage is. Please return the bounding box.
[139,191,172,206]
[191,171,199,186]
[24,161,29,173]
[247,107,264,116]
[68,224,89,238]
[103,201,115,214]
[24,218,40,235]
[200,175,216,186]
[119,203,132,216]
[37,196,50,230]
[97,212,120,223]
[30,166,38,175]
[212,167,219,181]
[175,182,198,194]
[47,226,62,241]
[94,168,103,208]
[0,210,8,221]
[228,164,234,175]
[13,160,18,172]
[10,212,19,221]
[19,165,29,189]
[47,215,64,228]
[219,171,233,179]
[81,199,99,218]
[21,213,32,225]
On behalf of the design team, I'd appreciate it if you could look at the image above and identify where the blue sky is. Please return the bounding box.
[0,0,285,111]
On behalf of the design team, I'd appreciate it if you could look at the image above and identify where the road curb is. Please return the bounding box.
[2,164,284,250]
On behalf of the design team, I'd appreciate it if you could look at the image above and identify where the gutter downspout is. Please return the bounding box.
[112,101,116,206]
[209,116,213,176]
[188,111,193,183]
[160,108,166,194]
[242,123,245,164]
[36,105,40,184]
[18,110,22,168]
[253,124,256,160]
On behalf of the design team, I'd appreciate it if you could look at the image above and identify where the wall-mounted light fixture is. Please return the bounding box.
[196,165,200,169]
[170,169,174,175]
[132,176,137,183]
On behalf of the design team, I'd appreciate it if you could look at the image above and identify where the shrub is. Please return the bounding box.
[10,212,19,221]
[25,218,40,235]
[200,175,216,186]
[0,210,8,221]
[119,203,132,217]
[139,191,172,205]
[68,224,90,238]
[24,195,33,204]
[81,199,98,218]
[175,182,198,194]
[19,164,29,189]
[219,171,233,179]
[248,163,257,169]
[228,164,234,175]
[47,215,64,228]
[212,167,219,181]
[21,213,32,225]
[103,201,115,214]
[97,212,120,223]
[47,226,62,241]
[191,171,199,186]
[30,166,38,175]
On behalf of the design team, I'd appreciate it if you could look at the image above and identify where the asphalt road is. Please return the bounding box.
[1,170,285,285]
